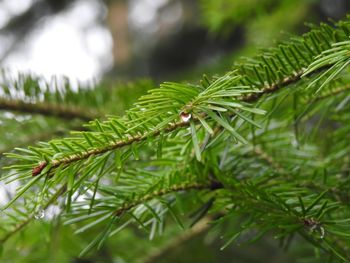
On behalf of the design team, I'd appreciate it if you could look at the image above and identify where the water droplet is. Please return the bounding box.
[180,112,191,122]
[320,226,325,239]
[34,208,45,219]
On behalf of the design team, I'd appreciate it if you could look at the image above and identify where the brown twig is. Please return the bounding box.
[0,98,100,121]
[114,181,222,217]
[142,216,213,263]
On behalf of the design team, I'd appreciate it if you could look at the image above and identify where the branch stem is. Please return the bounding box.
[0,98,100,121]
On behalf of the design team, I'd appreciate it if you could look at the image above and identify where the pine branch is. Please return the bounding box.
[0,184,66,244]
[114,181,222,217]
[312,82,350,103]
[0,124,87,157]
[0,159,219,246]
[28,62,336,179]
[142,216,212,263]
[253,146,285,174]
[28,70,303,177]
[31,119,190,176]
[0,98,100,121]
[0,73,153,120]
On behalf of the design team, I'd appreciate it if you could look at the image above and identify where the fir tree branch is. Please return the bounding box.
[142,216,212,263]
[312,83,350,103]
[0,98,100,121]
[30,64,335,177]
[0,127,78,157]
[0,73,153,121]
[30,119,190,176]
[0,184,66,244]
[253,146,285,174]
[30,70,305,176]
[114,181,222,217]
[0,170,221,244]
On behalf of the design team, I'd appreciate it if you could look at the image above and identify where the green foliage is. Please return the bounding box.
[2,12,350,263]
[199,0,315,38]
[0,72,154,119]
[0,73,154,155]
[199,0,276,35]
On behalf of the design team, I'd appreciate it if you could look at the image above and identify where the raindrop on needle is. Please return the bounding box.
[34,207,45,219]
[180,112,191,122]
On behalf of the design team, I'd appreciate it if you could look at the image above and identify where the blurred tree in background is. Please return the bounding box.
[1,0,350,262]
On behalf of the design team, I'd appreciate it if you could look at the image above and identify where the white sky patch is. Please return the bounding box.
[1,0,113,82]
[3,0,34,16]
[159,1,183,26]
[130,1,157,28]
[0,34,15,56]
[129,0,168,32]
[0,0,34,28]
[86,26,113,59]
[0,7,11,28]
[65,0,103,29]
[18,20,98,80]
[0,180,19,205]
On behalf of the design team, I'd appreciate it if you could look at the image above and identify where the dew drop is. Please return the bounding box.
[180,112,191,123]
[320,226,325,239]
[34,207,45,219]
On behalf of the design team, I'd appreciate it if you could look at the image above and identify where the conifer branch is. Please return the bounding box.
[30,64,336,178]
[142,216,212,263]
[312,83,350,103]
[30,120,191,176]
[0,126,81,157]
[253,146,285,174]
[0,98,101,120]
[30,70,305,176]
[0,184,66,244]
[114,181,222,217]
[0,73,153,121]
[1,169,219,245]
